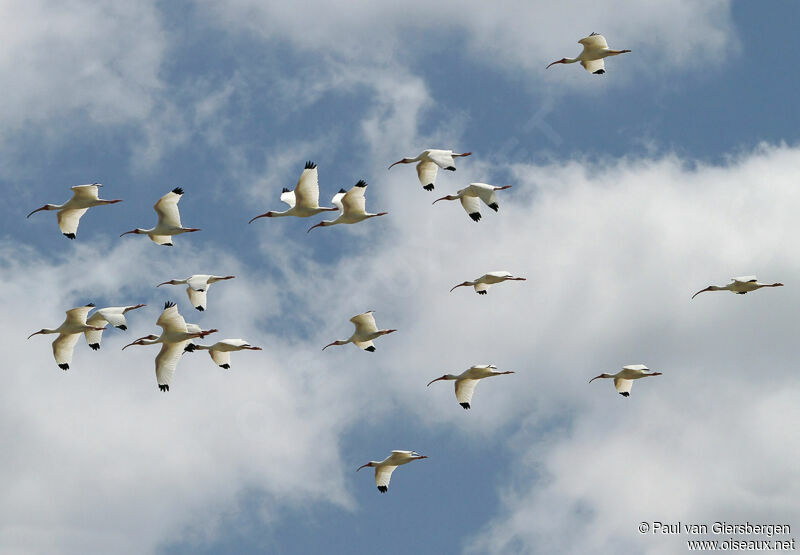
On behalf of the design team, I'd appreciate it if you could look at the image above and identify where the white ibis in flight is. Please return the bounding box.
[157,274,236,311]
[84,304,146,350]
[322,311,396,352]
[26,183,122,239]
[589,364,662,397]
[691,276,784,299]
[27,303,105,370]
[427,364,515,409]
[356,450,428,493]
[546,32,631,74]
[387,149,472,191]
[248,161,339,222]
[119,188,200,246]
[450,271,526,295]
[121,301,216,391]
[307,181,387,232]
[433,183,512,222]
[184,339,262,369]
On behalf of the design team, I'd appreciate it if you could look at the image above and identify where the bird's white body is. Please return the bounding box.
[121,302,216,391]
[119,188,200,245]
[547,33,631,74]
[356,450,427,493]
[433,182,512,222]
[589,364,662,397]
[323,311,396,352]
[692,276,784,299]
[427,364,515,409]
[388,149,472,191]
[188,338,262,369]
[157,274,236,311]
[83,304,146,350]
[307,181,387,231]
[27,304,105,370]
[26,183,122,239]
[249,161,338,222]
[450,271,526,295]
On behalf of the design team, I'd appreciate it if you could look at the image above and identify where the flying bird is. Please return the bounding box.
[589,364,662,397]
[121,301,216,391]
[356,450,428,493]
[307,181,387,232]
[450,271,526,295]
[387,149,472,191]
[433,183,512,222]
[248,161,339,222]
[157,274,236,311]
[26,183,122,239]
[84,304,146,350]
[322,311,396,352]
[27,303,105,370]
[692,276,784,299]
[427,364,514,409]
[546,32,631,74]
[119,187,200,246]
[185,339,262,369]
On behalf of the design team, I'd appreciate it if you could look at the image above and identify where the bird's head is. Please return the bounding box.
[156,280,179,287]
[120,228,144,237]
[546,58,568,69]
[427,374,455,386]
[27,329,49,339]
[432,195,458,205]
[122,335,158,349]
[307,221,328,233]
[356,462,375,472]
[387,158,414,170]
[449,281,472,292]
[248,212,274,224]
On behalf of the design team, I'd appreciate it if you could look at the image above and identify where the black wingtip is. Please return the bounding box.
[377,486,388,493]
[164,301,176,309]
[281,187,290,193]
[220,363,231,369]
[63,233,76,240]
[365,346,376,352]
[460,402,471,410]
[159,384,169,392]
[172,187,184,195]
[469,212,481,222]
[338,188,347,194]
[86,303,96,307]
[593,69,606,75]
[589,31,600,36]
[477,290,487,295]
[423,184,434,191]
[117,325,127,331]
[184,344,196,352]
[355,180,367,188]
[445,166,456,171]
[59,363,69,370]
[619,392,630,397]
[89,343,100,351]
[488,202,499,212]
[195,306,204,311]
[304,160,317,170]
[162,243,173,247]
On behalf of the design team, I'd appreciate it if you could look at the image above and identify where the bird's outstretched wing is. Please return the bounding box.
[186,287,208,311]
[426,150,456,170]
[57,208,88,237]
[578,33,608,50]
[614,377,633,397]
[156,303,187,334]
[52,333,81,369]
[294,162,320,208]
[580,59,605,74]
[460,195,482,221]
[350,312,378,335]
[64,305,94,326]
[375,465,398,492]
[153,188,184,228]
[455,379,479,408]
[70,184,101,201]
[155,341,185,391]
[210,349,231,368]
[416,161,438,190]
[342,182,368,216]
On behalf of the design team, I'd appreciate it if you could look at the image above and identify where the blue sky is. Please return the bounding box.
[3,1,800,554]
